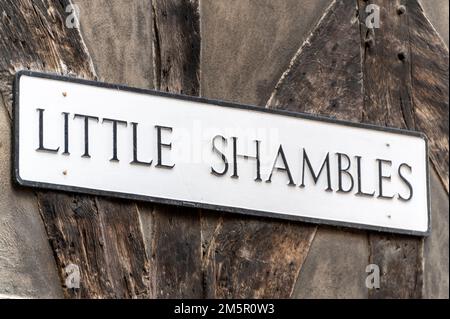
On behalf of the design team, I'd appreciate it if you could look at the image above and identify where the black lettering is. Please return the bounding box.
[130,122,152,166]
[231,137,238,178]
[266,145,296,186]
[36,108,59,153]
[398,163,413,201]
[377,159,395,199]
[254,140,261,181]
[102,118,128,162]
[62,112,70,155]
[355,156,375,197]
[211,135,228,176]
[155,125,175,169]
[73,114,99,158]
[300,149,332,191]
[337,153,354,193]
[231,137,261,181]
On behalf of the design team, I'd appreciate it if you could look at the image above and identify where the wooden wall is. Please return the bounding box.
[0,0,448,298]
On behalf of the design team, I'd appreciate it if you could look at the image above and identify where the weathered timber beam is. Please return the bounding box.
[140,0,204,298]
[409,0,449,193]
[149,0,318,299]
[267,0,370,298]
[1,0,150,298]
[357,0,447,298]
[202,215,317,298]
[266,0,448,298]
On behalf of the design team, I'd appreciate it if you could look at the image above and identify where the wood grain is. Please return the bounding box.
[358,0,448,193]
[142,0,204,298]
[266,0,372,298]
[37,193,150,298]
[268,0,363,122]
[358,0,414,129]
[359,0,421,299]
[198,0,363,299]
[200,0,332,106]
[197,0,366,298]
[409,0,449,192]
[368,234,424,298]
[0,0,94,116]
[202,219,312,298]
[203,216,316,298]
[1,0,446,299]
[152,0,200,95]
[267,0,447,298]
[74,0,154,89]
[0,0,150,298]
[356,0,447,298]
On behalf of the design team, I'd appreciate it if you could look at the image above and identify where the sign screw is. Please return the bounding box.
[398,51,407,62]
[62,92,67,97]
[364,33,375,48]
[63,170,68,176]
[397,5,406,15]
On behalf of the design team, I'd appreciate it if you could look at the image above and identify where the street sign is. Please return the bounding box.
[13,71,430,235]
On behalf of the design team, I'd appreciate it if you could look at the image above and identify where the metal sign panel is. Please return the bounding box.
[13,71,430,236]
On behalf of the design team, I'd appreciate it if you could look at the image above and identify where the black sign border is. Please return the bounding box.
[12,70,431,237]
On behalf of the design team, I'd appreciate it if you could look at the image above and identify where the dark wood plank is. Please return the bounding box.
[0,0,94,116]
[357,0,447,298]
[37,193,150,298]
[201,0,363,299]
[141,0,204,298]
[147,206,203,298]
[424,169,449,298]
[2,0,445,299]
[368,234,424,298]
[358,0,414,129]
[408,0,449,192]
[267,0,363,122]
[203,216,316,298]
[359,0,419,299]
[0,0,74,297]
[266,0,369,298]
[358,0,448,193]
[269,0,446,298]
[152,0,200,95]
[0,0,150,298]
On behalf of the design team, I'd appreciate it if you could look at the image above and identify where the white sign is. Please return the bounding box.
[14,72,430,236]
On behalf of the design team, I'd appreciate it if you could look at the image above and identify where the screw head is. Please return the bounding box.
[397,5,406,15]
[365,37,375,48]
[398,51,407,61]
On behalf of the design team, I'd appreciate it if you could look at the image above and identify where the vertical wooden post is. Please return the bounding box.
[144,0,203,298]
[1,0,151,298]
[358,0,448,298]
